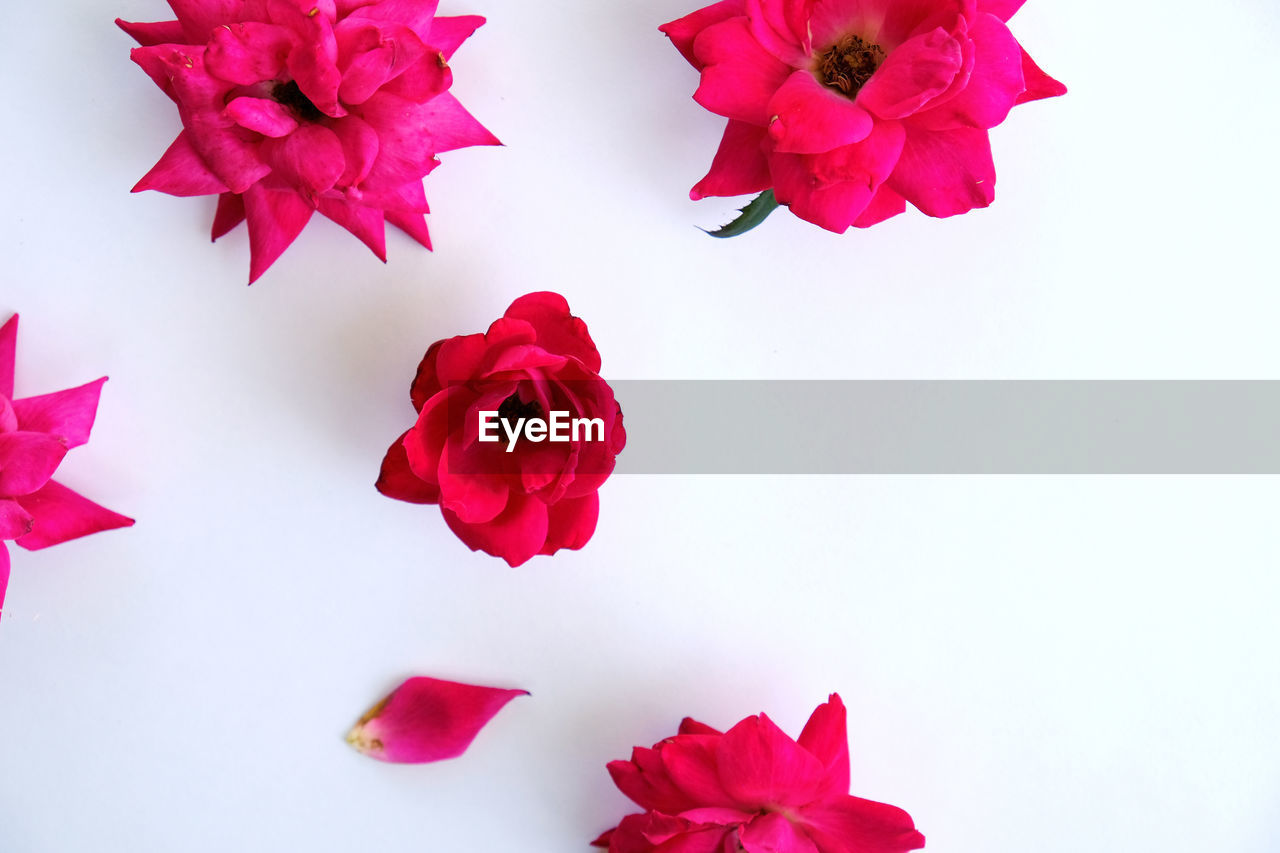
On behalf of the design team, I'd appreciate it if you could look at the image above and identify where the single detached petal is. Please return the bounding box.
[0,432,68,497]
[242,183,316,283]
[12,378,105,449]
[15,480,135,551]
[740,812,821,853]
[888,126,996,217]
[768,71,875,154]
[691,120,771,200]
[797,693,851,798]
[376,430,440,503]
[0,498,34,540]
[115,18,187,47]
[425,15,484,59]
[659,0,745,69]
[134,131,232,196]
[346,676,527,763]
[716,713,828,809]
[692,18,791,125]
[797,796,926,853]
[0,314,16,400]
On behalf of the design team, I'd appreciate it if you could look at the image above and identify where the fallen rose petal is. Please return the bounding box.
[346,676,527,763]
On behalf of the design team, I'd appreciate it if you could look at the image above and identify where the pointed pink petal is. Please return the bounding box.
[979,0,1025,22]
[659,1,746,69]
[115,18,187,47]
[0,314,16,400]
[166,0,247,41]
[212,192,246,240]
[12,378,105,449]
[134,132,231,197]
[15,480,133,551]
[853,185,907,228]
[0,397,16,434]
[797,694,851,798]
[128,44,180,103]
[317,198,386,260]
[330,116,380,186]
[503,292,602,372]
[425,15,484,59]
[539,492,598,556]
[0,432,68,497]
[857,27,964,120]
[386,208,432,249]
[1015,46,1067,104]
[888,126,995,217]
[658,733,743,809]
[691,120,771,200]
[346,676,526,763]
[349,0,440,41]
[359,92,497,191]
[0,498,34,540]
[679,717,723,736]
[797,796,926,853]
[205,21,295,86]
[376,430,439,504]
[242,184,315,283]
[377,50,452,101]
[768,71,874,154]
[442,492,548,567]
[286,33,346,118]
[716,714,827,809]
[741,812,820,853]
[692,18,791,125]
[224,97,300,138]
[0,542,9,619]
[608,746,700,815]
[911,14,1025,130]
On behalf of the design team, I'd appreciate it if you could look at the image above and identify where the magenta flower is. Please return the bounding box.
[0,316,134,621]
[118,0,499,283]
[595,694,924,853]
[660,0,1066,234]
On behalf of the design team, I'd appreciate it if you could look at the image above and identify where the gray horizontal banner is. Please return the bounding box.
[609,381,1280,474]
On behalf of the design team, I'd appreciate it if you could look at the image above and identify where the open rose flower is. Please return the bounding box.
[1,315,135,621]
[377,292,625,567]
[661,0,1066,233]
[594,694,924,853]
[118,0,499,283]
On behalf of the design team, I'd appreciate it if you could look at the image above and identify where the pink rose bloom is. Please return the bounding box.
[118,0,499,283]
[661,0,1066,231]
[377,292,626,567]
[595,694,925,853]
[0,316,135,620]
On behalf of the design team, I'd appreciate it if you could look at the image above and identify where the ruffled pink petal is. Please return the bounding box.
[539,492,599,556]
[503,292,602,372]
[442,491,549,567]
[692,18,791,125]
[375,430,439,503]
[608,746,701,815]
[317,198,387,260]
[15,480,135,551]
[979,0,1025,22]
[134,131,231,197]
[167,0,247,42]
[262,123,345,195]
[12,378,105,450]
[346,676,526,764]
[769,71,874,154]
[744,0,810,64]
[740,812,820,853]
[1015,46,1067,104]
[115,18,188,47]
[358,92,497,191]
[0,432,68,498]
[716,714,827,809]
[275,8,345,118]
[205,22,295,86]
[691,120,771,200]
[349,0,441,41]
[242,183,315,283]
[853,184,907,227]
[660,734,743,809]
[0,314,16,400]
[910,14,1025,130]
[796,796,926,853]
[857,27,964,120]
[796,694,851,799]
[0,498,34,540]
[211,192,246,240]
[336,20,428,105]
[659,0,746,70]
[377,51,452,101]
[223,97,300,138]
[425,15,484,59]
[887,126,995,217]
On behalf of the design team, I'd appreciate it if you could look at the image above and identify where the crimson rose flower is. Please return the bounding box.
[595,694,924,853]
[1,315,135,621]
[118,0,499,283]
[661,0,1066,233]
[377,293,625,567]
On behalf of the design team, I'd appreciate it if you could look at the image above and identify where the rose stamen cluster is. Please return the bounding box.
[817,35,886,98]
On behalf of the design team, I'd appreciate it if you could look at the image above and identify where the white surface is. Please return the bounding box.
[2,0,1279,851]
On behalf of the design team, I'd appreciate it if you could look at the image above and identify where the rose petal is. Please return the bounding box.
[12,378,105,449]
[211,192,246,240]
[223,97,300,138]
[167,0,247,42]
[0,397,16,434]
[540,492,598,556]
[692,18,791,125]
[609,745,701,815]
[350,0,441,41]
[768,71,875,154]
[386,207,432,249]
[0,542,9,619]
[660,734,743,809]
[691,120,771,200]
[659,0,746,69]
[1016,46,1067,104]
[242,183,316,283]
[134,131,231,196]
[797,693,851,799]
[796,796,926,853]
[317,198,387,260]
[376,430,440,504]
[887,125,996,217]
[442,491,548,566]
[15,480,135,551]
[0,498,34,540]
[910,14,1025,130]
[346,676,526,763]
[262,123,346,195]
[359,92,498,191]
[741,812,821,853]
[716,714,827,809]
[679,718,723,737]
[503,292,602,373]
[0,432,68,498]
[425,15,484,59]
[857,27,964,120]
[853,184,907,228]
[980,0,1026,22]
[115,18,187,47]
[205,22,295,86]
[0,314,16,400]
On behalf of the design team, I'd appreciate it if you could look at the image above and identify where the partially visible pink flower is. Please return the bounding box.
[346,676,527,763]
[118,0,500,283]
[594,694,924,853]
[661,0,1066,232]
[0,315,134,621]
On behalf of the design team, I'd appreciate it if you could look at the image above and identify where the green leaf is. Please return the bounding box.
[702,190,780,238]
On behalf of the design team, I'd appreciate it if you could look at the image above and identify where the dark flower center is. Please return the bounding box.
[271,80,325,122]
[497,393,543,427]
[817,35,886,98]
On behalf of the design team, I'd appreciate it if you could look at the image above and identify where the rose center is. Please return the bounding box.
[816,35,886,98]
[497,393,543,426]
[271,80,325,122]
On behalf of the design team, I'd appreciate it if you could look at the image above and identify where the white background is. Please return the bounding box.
[2,0,1279,850]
